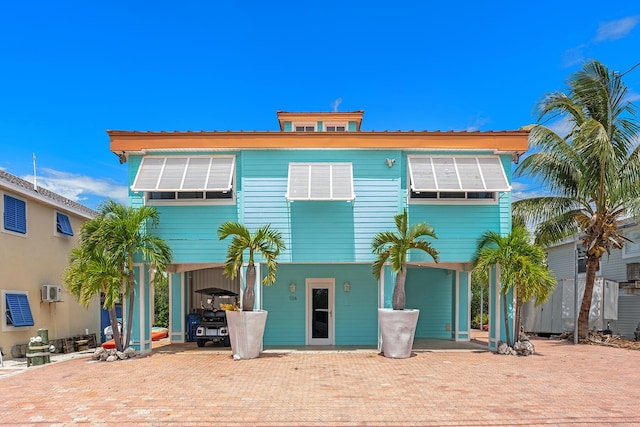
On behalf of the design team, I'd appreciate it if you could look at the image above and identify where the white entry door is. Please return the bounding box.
[306,278,335,345]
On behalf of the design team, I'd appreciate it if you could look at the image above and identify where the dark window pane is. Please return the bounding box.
[149,192,176,200]
[439,192,465,199]
[411,191,437,199]
[468,192,494,199]
[177,192,204,199]
[205,191,233,199]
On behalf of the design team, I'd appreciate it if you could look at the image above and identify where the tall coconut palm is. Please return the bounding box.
[372,209,439,310]
[81,200,172,349]
[472,226,556,347]
[218,222,285,311]
[64,243,126,350]
[513,60,640,338]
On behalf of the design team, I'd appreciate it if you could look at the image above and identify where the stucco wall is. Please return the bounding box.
[0,189,100,357]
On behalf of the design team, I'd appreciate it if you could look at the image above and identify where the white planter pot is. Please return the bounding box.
[226,310,268,360]
[378,308,419,359]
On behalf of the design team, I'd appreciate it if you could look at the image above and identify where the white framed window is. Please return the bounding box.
[132,155,236,205]
[407,155,510,204]
[286,163,355,201]
[324,123,347,132]
[294,123,316,132]
[623,228,640,259]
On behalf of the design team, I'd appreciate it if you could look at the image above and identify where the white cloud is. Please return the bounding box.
[511,180,551,202]
[23,168,128,206]
[547,116,573,139]
[562,15,639,68]
[594,16,640,42]
[461,115,490,132]
[562,44,588,68]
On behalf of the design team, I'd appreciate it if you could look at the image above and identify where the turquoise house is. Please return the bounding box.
[108,111,529,353]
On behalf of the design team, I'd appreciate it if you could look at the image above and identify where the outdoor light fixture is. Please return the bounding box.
[385,158,396,168]
[343,282,350,292]
[290,283,296,293]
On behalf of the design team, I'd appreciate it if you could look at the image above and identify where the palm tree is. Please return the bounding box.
[372,209,439,310]
[472,226,556,347]
[79,200,172,349]
[217,222,285,311]
[513,60,640,338]
[64,243,126,351]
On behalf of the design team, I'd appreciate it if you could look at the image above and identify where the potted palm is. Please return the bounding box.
[372,209,439,358]
[218,222,285,359]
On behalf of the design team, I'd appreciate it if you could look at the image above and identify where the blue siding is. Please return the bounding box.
[128,156,145,208]
[130,150,513,266]
[153,205,238,263]
[263,264,378,346]
[290,202,355,262]
[241,150,402,263]
[170,273,184,340]
[500,155,513,235]
[407,204,501,263]
[382,266,396,308]
[406,267,454,339]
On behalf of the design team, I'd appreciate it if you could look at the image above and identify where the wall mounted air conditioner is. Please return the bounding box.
[42,285,62,302]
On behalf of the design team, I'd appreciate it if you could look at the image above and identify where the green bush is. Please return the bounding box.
[472,313,488,329]
[154,273,169,328]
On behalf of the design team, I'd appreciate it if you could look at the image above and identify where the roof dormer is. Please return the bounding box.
[276,111,364,132]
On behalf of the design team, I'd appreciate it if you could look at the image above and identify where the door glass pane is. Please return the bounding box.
[312,288,328,339]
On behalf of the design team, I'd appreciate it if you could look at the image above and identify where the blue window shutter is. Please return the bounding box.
[6,294,34,327]
[3,195,27,234]
[56,212,74,236]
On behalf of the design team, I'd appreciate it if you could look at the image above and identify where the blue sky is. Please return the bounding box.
[1,2,639,209]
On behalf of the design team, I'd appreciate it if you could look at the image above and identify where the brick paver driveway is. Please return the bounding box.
[1,338,638,426]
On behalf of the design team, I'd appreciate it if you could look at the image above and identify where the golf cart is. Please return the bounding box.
[194,287,238,348]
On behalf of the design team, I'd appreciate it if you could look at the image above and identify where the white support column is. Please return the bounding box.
[454,270,471,341]
[377,267,385,351]
[454,270,459,340]
[140,264,149,352]
[489,265,502,350]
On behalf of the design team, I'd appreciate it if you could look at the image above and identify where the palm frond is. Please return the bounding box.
[371,209,439,275]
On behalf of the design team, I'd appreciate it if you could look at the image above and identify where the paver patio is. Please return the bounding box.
[0,336,638,426]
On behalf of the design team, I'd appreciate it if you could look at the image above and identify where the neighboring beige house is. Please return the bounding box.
[1,170,100,359]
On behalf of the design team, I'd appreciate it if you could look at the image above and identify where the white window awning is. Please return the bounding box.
[286,163,355,201]
[408,155,511,192]
[131,156,235,192]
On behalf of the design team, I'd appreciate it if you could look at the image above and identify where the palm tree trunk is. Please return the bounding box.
[502,291,511,347]
[243,264,256,311]
[578,256,599,338]
[514,299,522,344]
[108,307,123,352]
[392,266,407,310]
